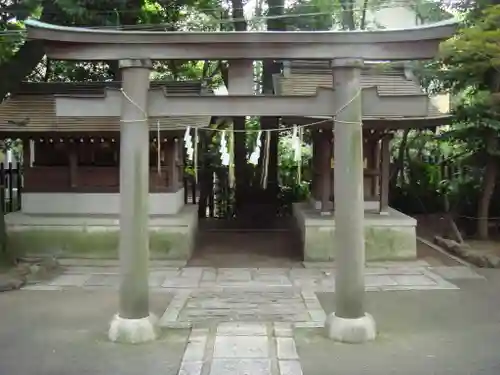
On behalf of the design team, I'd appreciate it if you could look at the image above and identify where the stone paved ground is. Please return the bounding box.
[24,261,461,329]
[177,322,302,375]
[3,262,494,375]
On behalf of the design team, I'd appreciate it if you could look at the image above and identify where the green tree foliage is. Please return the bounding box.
[417,2,500,239]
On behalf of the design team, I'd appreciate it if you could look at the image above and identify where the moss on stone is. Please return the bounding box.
[7,229,194,260]
[303,226,416,261]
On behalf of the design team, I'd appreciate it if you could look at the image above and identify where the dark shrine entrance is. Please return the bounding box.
[182,121,303,267]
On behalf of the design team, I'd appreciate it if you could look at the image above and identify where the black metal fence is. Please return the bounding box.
[1,162,22,213]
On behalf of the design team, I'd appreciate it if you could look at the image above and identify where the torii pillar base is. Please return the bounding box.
[109,314,158,344]
[325,313,376,344]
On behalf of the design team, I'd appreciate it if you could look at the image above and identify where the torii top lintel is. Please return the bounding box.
[24,19,457,61]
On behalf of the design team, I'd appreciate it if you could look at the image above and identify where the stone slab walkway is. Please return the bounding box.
[178,322,302,375]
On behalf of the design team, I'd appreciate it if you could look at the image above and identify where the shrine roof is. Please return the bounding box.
[274,60,449,125]
[10,80,203,96]
[0,81,211,133]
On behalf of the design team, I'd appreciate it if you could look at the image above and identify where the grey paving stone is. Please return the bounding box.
[85,274,120,287]
[201,269,217,282]
[302,262,335,269]
[429,266,485,280]
[148,272,167,287]
[369,260,430,268]
[279,360,304,375]
[391,274,437,286]
[364,267,390,275]
[21,284,62,291]
[217,322,267,336]
[384,267,428,275]
[162,278,200,288]
[209,359,272,375]
[162,321,193,328]
[253,268,288,275]
[178,361,203,375]
[217,268,252,281]
[274,322,293,337]
[181,268,205,278]
[300,289,317,300]
[364,275,398,287]
[213,336,269,358]
[308,309,326,322]
[182,328,208,362]
[62,266,119,274]
[379,283,459,291]
[177,289,310,324]
[294,321,325,328]
[159,292,191,326]
[48,273,91,287]
[276,337,299,360]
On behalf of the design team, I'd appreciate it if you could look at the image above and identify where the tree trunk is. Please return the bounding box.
[477,61,500,239]
[477,153,497,240]
[360,0,370,30]
[258,0,285,194]
[392,129,410,186]
[340,0,356,30]
[230,0,249,215]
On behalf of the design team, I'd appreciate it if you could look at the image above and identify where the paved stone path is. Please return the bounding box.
[178,322,302,375]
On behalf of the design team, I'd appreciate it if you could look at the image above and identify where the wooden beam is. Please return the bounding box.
[68,143,78,188]
[311,129,320,200]
[168,139,179,189]
[373,139,381,198]
[379,135,391,215]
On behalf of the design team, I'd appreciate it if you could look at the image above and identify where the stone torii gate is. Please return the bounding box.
[24,19,456,344]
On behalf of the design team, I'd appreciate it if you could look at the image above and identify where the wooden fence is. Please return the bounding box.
[1,162,22,213]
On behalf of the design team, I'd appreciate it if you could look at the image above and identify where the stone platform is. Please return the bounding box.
[293,203,417,261]
[5,205,198,260]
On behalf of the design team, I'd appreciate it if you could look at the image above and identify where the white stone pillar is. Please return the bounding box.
[325,58,376,343]
[228,60,254,94]
[108,59,157,344]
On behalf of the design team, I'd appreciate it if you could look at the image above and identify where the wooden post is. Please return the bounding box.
[379,134,391,215]
[311,129,319,201]
[108,59,156,344]
[326,58,376,343]
[68,142,78,188]
[320,129,332,215]
[168,139,179,190]
[373,138,381,198]
[7,162,13,213]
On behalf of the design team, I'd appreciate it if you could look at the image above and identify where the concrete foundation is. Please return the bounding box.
[22,190,185,216]
[108,313,158,344]
[5,205,198,260]
[325,313,377,343]
[293,202,417,261]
